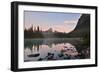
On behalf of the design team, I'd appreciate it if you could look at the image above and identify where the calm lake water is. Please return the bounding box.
[24,38,90,62]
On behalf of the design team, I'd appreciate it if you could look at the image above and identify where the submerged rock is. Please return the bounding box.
[28,53,40,57]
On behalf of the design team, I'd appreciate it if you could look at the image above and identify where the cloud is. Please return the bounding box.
[53,24,74,33]
[64,20,78,25]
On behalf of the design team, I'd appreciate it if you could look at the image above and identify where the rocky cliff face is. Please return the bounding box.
[69,14,90,37]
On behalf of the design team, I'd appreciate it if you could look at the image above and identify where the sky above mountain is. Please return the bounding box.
[24,11,81,33]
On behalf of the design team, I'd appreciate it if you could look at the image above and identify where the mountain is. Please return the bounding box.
[69,14,90,37]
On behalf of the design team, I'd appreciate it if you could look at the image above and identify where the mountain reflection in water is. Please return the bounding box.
[24,38,90,62]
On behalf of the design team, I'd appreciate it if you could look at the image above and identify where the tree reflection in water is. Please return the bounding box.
[24,38,90,62]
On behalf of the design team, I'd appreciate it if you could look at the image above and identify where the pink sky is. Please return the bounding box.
[24,11,81,33]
